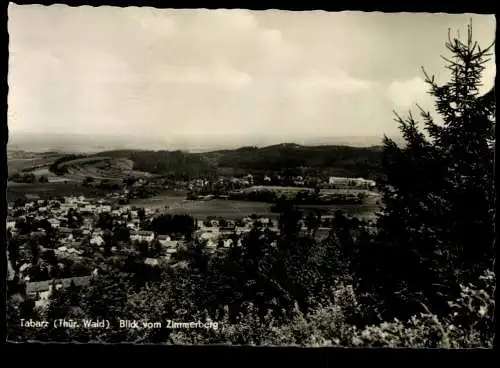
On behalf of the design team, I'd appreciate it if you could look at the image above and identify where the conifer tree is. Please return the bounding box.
[356,23,495,322]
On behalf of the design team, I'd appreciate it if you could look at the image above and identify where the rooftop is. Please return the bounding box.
[136,230,154,236]
[26,276,91,294]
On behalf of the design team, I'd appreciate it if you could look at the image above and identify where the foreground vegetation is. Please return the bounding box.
[7,27,495,347]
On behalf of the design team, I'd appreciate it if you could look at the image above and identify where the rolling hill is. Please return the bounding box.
[8,143,383,182]
[207,143,382,177]
[90,144,382,179]
[7,152,150,182]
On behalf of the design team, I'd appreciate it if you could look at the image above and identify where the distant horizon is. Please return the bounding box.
[7,130,394,153]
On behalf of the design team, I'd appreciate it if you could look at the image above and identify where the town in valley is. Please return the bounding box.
[7,158,380,312]
[6,5,495,347]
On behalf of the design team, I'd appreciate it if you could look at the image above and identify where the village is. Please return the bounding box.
[7,192,340,311]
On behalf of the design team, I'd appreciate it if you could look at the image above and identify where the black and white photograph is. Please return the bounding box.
[5,4,495,347]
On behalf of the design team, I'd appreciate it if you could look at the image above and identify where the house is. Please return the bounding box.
[359,178,376,188]
[242,217,253,225]
[48,218,61,229]
[198,231,219,242]
[60,233,74,243]
[328,176,342,185]
[92,229,104,237]
[34,215,45,222]
[259,217,271,225]
[293,176,305,186]
[57,246,68,253]
[157,235,172,247]
[6,221,16,230]
[205,239,217,248]
[220,222,236,231]
[236,228,251,236]
[82,204,95,212]
[26,276,92,308]
[130,230,155,243]
[59,227,73,235]
[25,202,36,209]
[90,235,105,247]
[60,202,72,209]
[26,281,52,309]
[144,258,160,266]
[98,205,112,213]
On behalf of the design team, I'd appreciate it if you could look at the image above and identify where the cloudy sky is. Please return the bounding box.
[7,5,496,149]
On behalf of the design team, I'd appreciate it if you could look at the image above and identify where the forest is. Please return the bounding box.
[54,144,382,180]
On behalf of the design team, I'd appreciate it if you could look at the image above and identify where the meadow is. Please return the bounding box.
[130,193,380,220]
[130,196,275,219]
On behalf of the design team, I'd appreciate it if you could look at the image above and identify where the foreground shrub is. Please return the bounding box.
[170,272,494,348]
[352,270,495,348]
[169,282,361,346]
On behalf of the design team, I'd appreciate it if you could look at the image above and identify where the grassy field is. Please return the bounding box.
[130,194,379,220]
[8,151,146,182]
[130,196,273,219]
[56,157,136,180]
[8,151,64,173]
[9,158,53,174]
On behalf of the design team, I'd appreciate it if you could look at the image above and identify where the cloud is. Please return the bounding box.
[151,63,252,90]
[290,70,371,94]
[386,77,430,109]
[211,8,259,31]
[7,5,496,145]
